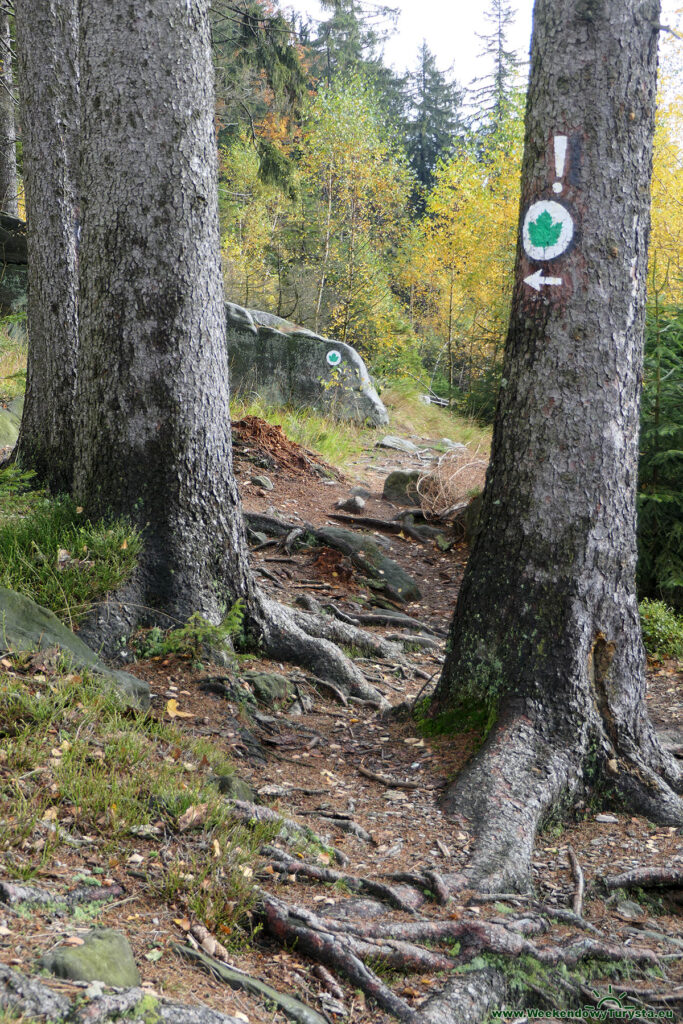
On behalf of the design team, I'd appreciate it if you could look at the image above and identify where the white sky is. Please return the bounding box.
[282,1,683,91]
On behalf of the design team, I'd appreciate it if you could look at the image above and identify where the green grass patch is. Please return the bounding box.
[379,380,491,448]
[639,598,683,660]
[0,314,27,404]
[231,380,491,471]
[0,467,141,624]
[0,665,276,940]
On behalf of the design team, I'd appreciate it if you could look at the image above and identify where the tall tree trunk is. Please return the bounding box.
[74,0,390,706]
[75,0,254,623]
[15,0,79,493]
[429,0,682,894]
[446,267,454,403]
[315,166,334,333]
[0,10,18,216]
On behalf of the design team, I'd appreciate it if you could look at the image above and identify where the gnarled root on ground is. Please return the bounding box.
[77,580,400,706]
[435,705,683,897]
[252,593,402,705]
[255,707,682,1022]
[257,878,663,1023]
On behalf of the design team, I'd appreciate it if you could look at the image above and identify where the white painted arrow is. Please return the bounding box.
[525,270,563,292]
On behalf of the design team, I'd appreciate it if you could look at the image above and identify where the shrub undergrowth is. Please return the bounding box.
[637,300,683,611]
[639,598,683,661]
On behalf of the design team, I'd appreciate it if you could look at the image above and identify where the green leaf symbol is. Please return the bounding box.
[528,209,563,248]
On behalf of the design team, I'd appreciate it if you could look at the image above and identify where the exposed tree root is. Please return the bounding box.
[357,765,420,789]
[432,702,683,897]
[172,943,328,1024]
[437,712,585,894]
[567,846,585,917]
[262,848,422,914]
[257,872,663,1023]
[419,968,508,1024]
[259,891,419,1022]
[77,577,397,705]
[612,753,683,824]
[253,595,394,705]
[599,867,683,891]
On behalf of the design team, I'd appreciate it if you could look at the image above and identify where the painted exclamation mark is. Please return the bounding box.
[553,135,568,194]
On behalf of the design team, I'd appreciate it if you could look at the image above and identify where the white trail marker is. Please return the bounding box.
[553,135,568,194]
[524,270,563,292]
[522,200,574,262]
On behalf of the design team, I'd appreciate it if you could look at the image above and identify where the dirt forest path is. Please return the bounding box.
[1,422,682,1024]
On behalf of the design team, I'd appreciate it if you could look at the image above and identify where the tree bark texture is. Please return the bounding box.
[431,0,682,892]
[15,0,79,492]
[74,0,257,623]
[0,9,18,217]
[72,0,389,707]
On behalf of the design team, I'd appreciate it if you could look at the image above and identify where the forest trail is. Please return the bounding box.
[1,423,681,1024]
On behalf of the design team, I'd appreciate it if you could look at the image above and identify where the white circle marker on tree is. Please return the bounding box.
[326,349,342,366]
[522,200,574,262]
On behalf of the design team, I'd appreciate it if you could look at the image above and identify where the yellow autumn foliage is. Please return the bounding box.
[650,91,683,302]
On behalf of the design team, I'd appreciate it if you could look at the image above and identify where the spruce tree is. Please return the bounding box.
[404,41,464,191]
[309,0,398,85]
[431,0,682,894]
[470,0,522,135]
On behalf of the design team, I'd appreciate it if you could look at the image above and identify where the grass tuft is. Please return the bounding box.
[0,665,276,941]
[230,393,367,469]
[0,468,141,624]
[380,380,492,448]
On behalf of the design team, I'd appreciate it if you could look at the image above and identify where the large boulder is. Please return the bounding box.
[225,303,389,427]
[0,588,149,708]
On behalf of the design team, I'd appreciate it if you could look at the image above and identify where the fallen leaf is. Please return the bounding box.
[166,699,193,719]
[212,839,221,858]
[63,936,85,946]
[0,925,12,936]
[42,807,58,822]
[177,803,208,831]
[316,852,331,866]
[174,918,191,931]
